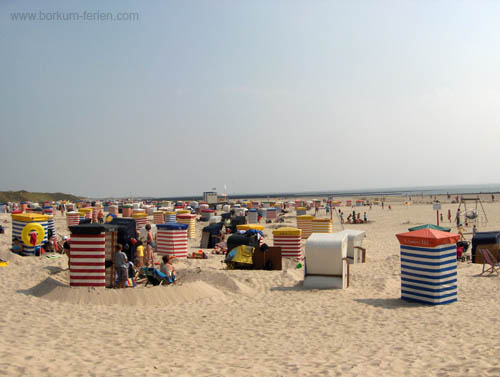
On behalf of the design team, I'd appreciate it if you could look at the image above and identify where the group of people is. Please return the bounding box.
[113,224,177,288]
[339,210,368,224]
[114,243,177,288]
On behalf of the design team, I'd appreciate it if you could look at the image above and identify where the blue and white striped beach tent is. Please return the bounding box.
[396,228,460,305]
[11,213,50,254]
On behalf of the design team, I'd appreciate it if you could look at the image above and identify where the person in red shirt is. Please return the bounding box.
[97,210,104,224]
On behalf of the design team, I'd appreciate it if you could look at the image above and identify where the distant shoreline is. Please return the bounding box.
[140,184,500,201]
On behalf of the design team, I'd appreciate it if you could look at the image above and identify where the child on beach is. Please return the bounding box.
[114,244,128,289]
[160,255,177,283]
[135,240,144,268]
[11,238,24,255]
[97,210,104,224]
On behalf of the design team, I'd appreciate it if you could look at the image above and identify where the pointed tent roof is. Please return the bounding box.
[408,224,451,232]
[396,228,460,248]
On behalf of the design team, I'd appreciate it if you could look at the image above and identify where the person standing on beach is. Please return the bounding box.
[363,212,367,223]
[97,209,104,224]
[448,209,452,223]
[456,209,461,227]
[114,244,128,289]
[135,240,144,268]
[145,224,154,267]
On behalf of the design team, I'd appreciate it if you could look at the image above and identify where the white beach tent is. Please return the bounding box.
[337,230,366,264]
[304,233,349,289]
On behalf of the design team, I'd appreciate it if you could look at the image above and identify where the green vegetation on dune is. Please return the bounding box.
[0,190,83,203]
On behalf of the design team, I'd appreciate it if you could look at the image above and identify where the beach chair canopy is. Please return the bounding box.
[227,233,259,254]
[305,233,347,276]
[472,232,500,246]
[109,217,139,261]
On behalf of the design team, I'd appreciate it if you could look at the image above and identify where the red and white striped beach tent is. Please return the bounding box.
[68,224,119,288]
[273,227,303,258]
[156,223,189,258]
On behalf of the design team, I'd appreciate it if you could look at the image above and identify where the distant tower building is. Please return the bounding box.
[203,191,218,204]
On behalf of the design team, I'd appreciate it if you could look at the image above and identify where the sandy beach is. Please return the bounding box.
[1,195,500,377]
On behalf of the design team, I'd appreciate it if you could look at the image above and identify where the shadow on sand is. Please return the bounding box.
[270,282,306,292]
[355,298,419,309]
[44,265,66,275]
[17,275,68,297]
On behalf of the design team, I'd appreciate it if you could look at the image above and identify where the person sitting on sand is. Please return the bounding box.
[11,238,24,255]
[160,255,177,283]
[128,260,136,281]
[63,236,71,268]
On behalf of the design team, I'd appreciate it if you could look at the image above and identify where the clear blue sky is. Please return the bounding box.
[1,1,500,198]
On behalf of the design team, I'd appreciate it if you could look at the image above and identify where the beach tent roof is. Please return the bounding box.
[157,223,188,230]
[69,223,119,234]
[396,228,460,247]
[408,224,451,232]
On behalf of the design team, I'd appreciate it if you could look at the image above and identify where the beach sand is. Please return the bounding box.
[1,195,500,376]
